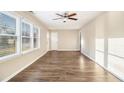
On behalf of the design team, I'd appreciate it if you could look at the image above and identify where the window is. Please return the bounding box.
[95,38,104,66]
[108,38,124,79]
[33,26,40,48]
[0,12,40,61]
[21,21,31,52]
[0,12,17,58]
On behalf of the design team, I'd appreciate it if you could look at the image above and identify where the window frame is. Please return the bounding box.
[21,19,33,54]
[0,12,41,62]
[0,12,20,61]
[33,25,40,49]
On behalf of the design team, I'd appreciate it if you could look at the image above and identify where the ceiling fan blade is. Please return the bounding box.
[53,18,63,20]
[28,11,33,13]
[68,13,77,17]
[56,13,64,17]
[68,18,78,20]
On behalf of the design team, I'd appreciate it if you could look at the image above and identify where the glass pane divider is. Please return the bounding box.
[0,34,17,37]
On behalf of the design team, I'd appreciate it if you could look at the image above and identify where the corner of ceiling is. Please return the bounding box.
[78,12,105,31]
[29,12,50,31]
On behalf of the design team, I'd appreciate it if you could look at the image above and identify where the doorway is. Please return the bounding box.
[51,32,58,50]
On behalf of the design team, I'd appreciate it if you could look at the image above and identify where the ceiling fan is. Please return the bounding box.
[53,12,78,22]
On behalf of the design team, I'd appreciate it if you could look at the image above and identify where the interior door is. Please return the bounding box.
[51,32,58,50]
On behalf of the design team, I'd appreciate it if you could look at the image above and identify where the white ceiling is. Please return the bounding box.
[33,11,102,30]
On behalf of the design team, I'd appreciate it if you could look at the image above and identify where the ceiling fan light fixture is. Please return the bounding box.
[63,18,67,22]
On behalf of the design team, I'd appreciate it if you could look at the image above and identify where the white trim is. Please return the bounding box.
[105,68,124,81]
[95,61,124,81]
[0,34,17,37]
[81,51,95,61]
[31,23,34,49]
[81,51,123,82]
[57,49,80,51]
[37,27,40,49]
[22,36,31,38]
[0,53,20,62]
[16,16,21,55]
[2,50,48,82]
[21,49,35,55]
[21,48,40,55]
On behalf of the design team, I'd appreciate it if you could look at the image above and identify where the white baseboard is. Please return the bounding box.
[99,65,124,81]
[81,52,95,61]
[57,49,80,51]
[81,51,124,82]
[96,63,124,81]
[2,50,48,82]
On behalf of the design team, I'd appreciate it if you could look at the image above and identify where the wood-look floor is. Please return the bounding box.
[9,51,120,82]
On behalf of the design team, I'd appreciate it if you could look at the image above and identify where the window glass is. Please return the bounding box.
[33,38,38,48]
[0,12,17,58]
[0,36,16,57]
[33,27,38,37]
[33,26,39,48]
[108,38,124,80]
[95,38,104,66]
[0,12,40,59]
[108,38,124,57]
[21,21,31,52]
[22,38,31,51]
[22,22,30,36]
[96,39,104,52]
[0,12,16,35]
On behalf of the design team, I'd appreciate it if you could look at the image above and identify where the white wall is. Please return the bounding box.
[80,21,96,60]
[80,12,124,81]
[50,30,80,51]
[0,12,49,81]
[107,12,124,81]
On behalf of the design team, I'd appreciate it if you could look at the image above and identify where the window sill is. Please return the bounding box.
[0,48,40,63]
[0,53,20,63]
[21,48,40,55]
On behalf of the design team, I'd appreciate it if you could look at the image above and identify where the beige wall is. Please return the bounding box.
[80,12,108,60]
[108,12,124,38]
[80,21,96,60]
[50,30,80,51]
[80,12,124,81]
[0,12,49,81]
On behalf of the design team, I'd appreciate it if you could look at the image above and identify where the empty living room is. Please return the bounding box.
[0,11,123,82]
[1,1,124,93]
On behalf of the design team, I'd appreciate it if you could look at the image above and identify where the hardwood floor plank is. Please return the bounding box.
[9,51,120,82]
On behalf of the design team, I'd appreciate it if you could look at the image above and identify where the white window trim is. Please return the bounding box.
[21,19,33,54]
[0,12,19,61]
[0,12,41,62]
[37,27,41,47]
